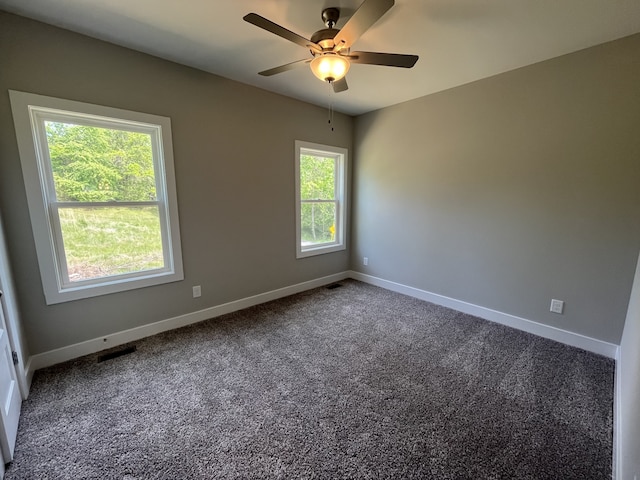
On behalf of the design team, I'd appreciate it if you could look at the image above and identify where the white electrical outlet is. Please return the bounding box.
[550,299,564,314]
[363,257,369,266]
[192,285,201,298]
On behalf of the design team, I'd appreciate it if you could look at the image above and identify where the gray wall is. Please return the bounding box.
[619,252,640,479]
[352,34,640,344]
[0,12,352,355]
[2,10,640,353]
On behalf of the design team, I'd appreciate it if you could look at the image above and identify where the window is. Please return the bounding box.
[9,91,183,304]
[295,141,347,258]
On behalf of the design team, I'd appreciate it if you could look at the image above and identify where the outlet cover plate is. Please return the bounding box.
[550,299,564,314]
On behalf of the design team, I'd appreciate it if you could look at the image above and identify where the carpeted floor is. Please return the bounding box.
[5,280,614,479]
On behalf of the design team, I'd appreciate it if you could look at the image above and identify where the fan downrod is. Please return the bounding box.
[321,8,340,28]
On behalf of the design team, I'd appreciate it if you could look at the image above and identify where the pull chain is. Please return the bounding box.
[327,82,335,132]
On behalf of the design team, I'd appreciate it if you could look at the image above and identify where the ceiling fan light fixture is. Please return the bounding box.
[310,54,350,83]
[244,0,418,93]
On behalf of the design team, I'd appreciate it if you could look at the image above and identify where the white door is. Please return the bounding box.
[0,296,20,463]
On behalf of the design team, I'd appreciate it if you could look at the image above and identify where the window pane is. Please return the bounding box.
[58,206,164,282]
[45,122,157,202]
[301,202,336,246]
[300,155,335,201]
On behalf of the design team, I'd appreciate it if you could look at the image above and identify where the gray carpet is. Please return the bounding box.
[6,280,614,479]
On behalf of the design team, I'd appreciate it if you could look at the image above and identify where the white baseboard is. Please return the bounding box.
[23,357,35,396]
[349,271,619,359]
[26,272,350,376]
[26,269,619,381]
[614,345,622,480]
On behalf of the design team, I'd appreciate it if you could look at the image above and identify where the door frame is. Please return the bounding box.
[0,212,28,399]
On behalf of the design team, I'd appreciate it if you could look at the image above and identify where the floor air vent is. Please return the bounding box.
[326,283,343,290]
[97,345,137,363]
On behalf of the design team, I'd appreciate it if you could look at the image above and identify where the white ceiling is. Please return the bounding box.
[2,0,640,115]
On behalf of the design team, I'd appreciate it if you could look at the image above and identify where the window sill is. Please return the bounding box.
[296,243,346,259]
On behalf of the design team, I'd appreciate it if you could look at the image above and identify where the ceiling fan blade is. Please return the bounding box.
[258,59,311,76]
[244,13,321,52]
[349,51,418,68]
[332,0,394,51]
[332,77,349,93]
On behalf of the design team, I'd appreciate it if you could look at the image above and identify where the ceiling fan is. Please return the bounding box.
[243,0,418,93]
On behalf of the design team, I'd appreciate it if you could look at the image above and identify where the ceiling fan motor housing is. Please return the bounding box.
[310,29,338,51]
[311,7,344,52]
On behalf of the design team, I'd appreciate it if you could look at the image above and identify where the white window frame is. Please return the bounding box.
[9,90,184,304]
[295,140,347,258]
